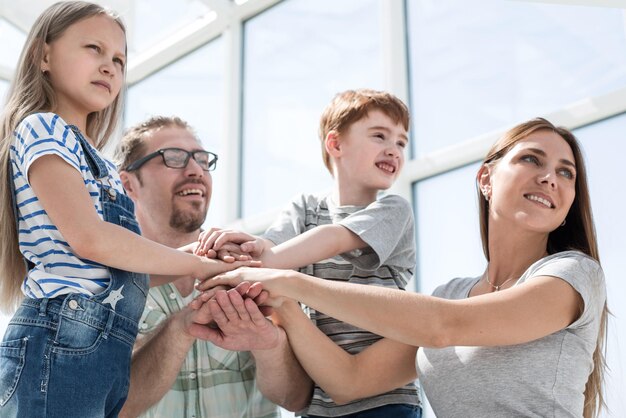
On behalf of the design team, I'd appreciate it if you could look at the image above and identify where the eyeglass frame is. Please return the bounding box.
[124,148,218,172]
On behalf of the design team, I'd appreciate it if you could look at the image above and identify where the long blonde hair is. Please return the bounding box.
[0,1,126,313]
[477,118,607,418]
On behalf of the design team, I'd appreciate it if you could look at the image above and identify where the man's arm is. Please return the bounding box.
[118,303,210,418]
[252,325,313,411]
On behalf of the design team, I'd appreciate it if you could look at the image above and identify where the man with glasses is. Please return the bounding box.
[115,116,311,418]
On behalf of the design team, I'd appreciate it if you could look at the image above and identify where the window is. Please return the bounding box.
[241,0,383,217]
[407,0,626,156]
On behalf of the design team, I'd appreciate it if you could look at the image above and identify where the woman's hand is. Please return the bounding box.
[196,257,261,280]
[196,267,281,291]
[195,267,292,307]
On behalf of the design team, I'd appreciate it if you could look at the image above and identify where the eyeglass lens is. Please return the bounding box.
[162,149,216,171]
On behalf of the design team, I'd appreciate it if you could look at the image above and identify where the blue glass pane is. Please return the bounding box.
[0,19,25,69]
[407,0,626,156]
[0,80,9,113]
[414,162,484,296]
[128,0,212,56]
[573,115,626,418]
[241,0,383,218]
[126,39,223,156]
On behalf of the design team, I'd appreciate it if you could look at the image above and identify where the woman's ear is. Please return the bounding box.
[325,131,342,158]
[477,165,492,199]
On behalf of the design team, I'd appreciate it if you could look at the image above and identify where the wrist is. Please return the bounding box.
[171,308,199,344]
[273,299,302,329]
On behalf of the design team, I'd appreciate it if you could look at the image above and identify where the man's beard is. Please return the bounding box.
[170,201,207,233]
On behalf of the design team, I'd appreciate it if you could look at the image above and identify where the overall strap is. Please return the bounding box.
[68,125,110,180]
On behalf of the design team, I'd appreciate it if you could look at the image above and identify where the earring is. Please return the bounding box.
[481,189,489,200]
[560,219,566,227]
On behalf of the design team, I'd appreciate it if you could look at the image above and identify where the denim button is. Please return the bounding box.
[189,372,197,379]
[168,293,176,300]
[68,300,79,310]
[140,322,148,330]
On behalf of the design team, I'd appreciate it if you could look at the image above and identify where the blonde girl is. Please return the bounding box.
[0,2,254,417]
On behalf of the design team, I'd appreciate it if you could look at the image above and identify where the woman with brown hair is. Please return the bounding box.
[200,117,607,417]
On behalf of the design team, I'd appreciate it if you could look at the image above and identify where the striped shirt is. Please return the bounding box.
[137,283,280,418]
[263,193,420,417]
[10,112,124,299]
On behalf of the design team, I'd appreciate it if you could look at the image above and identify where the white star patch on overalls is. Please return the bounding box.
[102,285,124,310]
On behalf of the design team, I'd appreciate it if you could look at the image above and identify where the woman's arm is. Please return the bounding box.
[204,268,582,348]
[28,155,257,280]
[275,299,417,404]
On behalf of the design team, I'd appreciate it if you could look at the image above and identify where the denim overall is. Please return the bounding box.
[0,126,149,417]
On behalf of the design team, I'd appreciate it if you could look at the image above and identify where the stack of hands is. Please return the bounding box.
[183,228,286,351]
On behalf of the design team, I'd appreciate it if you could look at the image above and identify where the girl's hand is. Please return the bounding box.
[197,257,261,280]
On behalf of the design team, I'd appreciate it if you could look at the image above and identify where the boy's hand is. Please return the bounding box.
[195,229,265,259]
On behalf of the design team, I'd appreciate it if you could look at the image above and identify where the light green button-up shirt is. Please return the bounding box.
[137,283,280,418]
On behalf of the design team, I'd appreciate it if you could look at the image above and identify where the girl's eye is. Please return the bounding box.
[87,44,101,52]
[114,58,125,69]
[374,133,385,140]
[397,141,407,149]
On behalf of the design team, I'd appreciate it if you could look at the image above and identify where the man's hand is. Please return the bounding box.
[192,283,279,351]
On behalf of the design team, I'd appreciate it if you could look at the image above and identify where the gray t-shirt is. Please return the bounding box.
[416,251,606,417]
[264,192,420,416]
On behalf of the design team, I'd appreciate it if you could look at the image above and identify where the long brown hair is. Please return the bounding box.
[0,1,126,313]
[477,117,607,418]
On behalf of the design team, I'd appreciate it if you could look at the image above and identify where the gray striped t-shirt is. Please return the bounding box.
[263,192,420,416]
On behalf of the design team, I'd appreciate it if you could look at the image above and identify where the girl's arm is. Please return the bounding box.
[28,155,256,280]
[275,299,417,404]
[204,268,582,348]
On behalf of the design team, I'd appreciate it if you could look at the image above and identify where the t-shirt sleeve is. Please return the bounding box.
[13,113,82,182]
[530,252,606,330]
[339,194,416,271]
[262,193,308,245]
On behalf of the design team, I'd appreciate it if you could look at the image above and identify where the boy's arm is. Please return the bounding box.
[198,225,366,270]
[261,224,367,269]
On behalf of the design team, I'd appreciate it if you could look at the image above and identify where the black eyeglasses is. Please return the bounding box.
[125,148,218,172]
